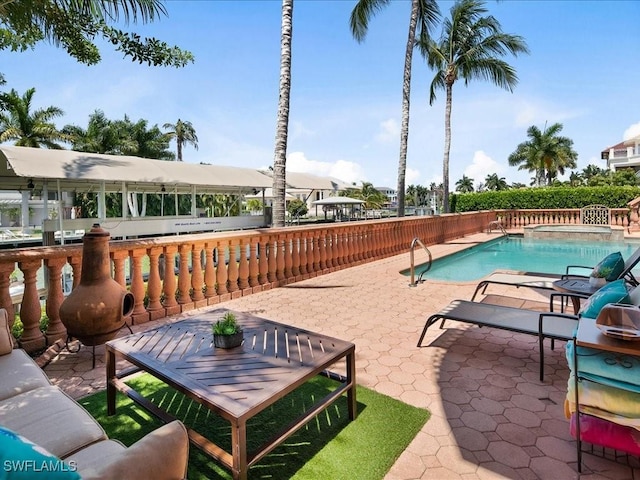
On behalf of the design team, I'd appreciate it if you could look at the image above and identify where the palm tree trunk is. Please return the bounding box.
[442,82,453,213]
[396,0,419,218]
[272,0,293,228]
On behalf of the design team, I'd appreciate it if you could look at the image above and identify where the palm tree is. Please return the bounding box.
[0,87,67,148]
[63,110,124,154]
[484,173,508,191]
[508,122,577,186]
[272,0,293,228]
[163,119,198,161]
[455,175,474,192]
[418,0,529,212]
[350,0,439,217]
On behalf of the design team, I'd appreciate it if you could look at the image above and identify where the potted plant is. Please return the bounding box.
[589,266,613,288]
[212,311,244,349]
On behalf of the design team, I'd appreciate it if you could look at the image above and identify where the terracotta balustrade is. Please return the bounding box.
[3,208,634,354]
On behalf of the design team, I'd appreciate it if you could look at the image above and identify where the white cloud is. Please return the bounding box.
[375,118,400,143]
[624,121,640,141]
[286,151,365,185]
[290,121,316,140]
[463,151,504,187]
[405,167,421,185]
[511,98,585,128]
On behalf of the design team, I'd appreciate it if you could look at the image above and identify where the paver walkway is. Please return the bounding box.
[42,232,640,479]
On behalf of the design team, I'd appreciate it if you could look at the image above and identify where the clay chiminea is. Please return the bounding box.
[60,224,134,346]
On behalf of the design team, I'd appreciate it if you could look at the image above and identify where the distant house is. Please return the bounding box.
[374,186,397,207]
[601,134,640,171]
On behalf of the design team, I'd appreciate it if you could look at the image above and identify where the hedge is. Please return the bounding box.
[452,186,640,212]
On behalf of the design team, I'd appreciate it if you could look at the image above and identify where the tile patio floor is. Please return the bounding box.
[41,232,640,480]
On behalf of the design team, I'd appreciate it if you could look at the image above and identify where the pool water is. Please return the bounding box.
[410,237,640,282]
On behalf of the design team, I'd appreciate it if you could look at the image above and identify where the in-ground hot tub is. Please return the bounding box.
[524,224,624,242]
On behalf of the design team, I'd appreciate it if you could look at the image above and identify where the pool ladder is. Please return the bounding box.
[409,237,432,287]
[488,220,508,237]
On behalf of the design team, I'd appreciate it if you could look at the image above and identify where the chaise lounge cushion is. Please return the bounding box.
[0,385,107,459]
[68,421,189,480]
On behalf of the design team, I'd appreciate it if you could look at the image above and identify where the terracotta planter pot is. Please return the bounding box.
[213,332,244,349]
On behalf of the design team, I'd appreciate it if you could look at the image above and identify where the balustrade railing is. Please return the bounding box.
[0,207,631,354]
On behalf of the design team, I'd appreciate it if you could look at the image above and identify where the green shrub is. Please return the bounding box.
[452,186,640,212]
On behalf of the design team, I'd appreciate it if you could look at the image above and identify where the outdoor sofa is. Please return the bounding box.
[0,308,190,480]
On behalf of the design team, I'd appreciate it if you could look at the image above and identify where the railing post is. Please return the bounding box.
[257,236,268,285]
[177,244,192,308]
[162,245,180,315]
[248,237,260,288]
[216,239,230,298]
[237,238,250,293]
[204,242,218,301]
[146,246,165,321]
[191,242,206,306]
[130,250,149,324]
[17,260,45,353]
[44,257,67,344]
[0,263,15,328]
[227,239,239,295]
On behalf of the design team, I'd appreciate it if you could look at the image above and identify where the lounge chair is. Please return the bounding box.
[417,297,580,381]
[471,246,640,301]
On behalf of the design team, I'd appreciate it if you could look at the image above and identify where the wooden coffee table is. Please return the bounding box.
[106,309,357,480]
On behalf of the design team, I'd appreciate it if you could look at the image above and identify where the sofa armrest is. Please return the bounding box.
[83,421,189,480]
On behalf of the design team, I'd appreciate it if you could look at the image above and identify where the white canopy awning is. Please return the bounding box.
[312,196,365,206]
[0,146,274,193]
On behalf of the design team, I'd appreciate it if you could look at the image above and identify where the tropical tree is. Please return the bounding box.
[163,119,198,161]
[508,122,577,186]
[350,0,439,217]
[455,175,474,192]
[484,173,508,191]
[418,0,529,212]
[63,109,126,153]
[0,0,193,67]
[272,0,293,228]
[121,116,174,160]
[0,87,67,148]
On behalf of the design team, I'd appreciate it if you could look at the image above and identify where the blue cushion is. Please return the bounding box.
[580,279,631,319]
[0,426,80,479]
[591,252,625,281]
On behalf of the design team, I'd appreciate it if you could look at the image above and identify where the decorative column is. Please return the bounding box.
[216,239,229,298]
[0,264,15,327]
[191,243,206,307]
[146,247,165,321]
[203,242,218,301]
[17,260,45,353]
[162,245,180,316]
[177,244,192,308]
[44,257,67,344]
[237,239,250,292]
[257,237,268,285]
[227,240,239,295]
[130,250,149,324]
[248,238,260,288]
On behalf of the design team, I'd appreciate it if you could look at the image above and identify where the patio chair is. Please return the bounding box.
[417,298,579,381]
[471,246,640,301]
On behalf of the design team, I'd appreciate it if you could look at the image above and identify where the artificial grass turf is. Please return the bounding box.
[80,374,430,480]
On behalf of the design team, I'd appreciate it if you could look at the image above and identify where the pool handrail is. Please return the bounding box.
[409,237,432,287]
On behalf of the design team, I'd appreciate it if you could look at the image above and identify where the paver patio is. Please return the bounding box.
[41,232,640,479]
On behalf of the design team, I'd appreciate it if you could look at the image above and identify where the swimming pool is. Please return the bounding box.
[408,237,640,282]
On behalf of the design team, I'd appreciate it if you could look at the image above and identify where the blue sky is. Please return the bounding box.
[2,0,639,190]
